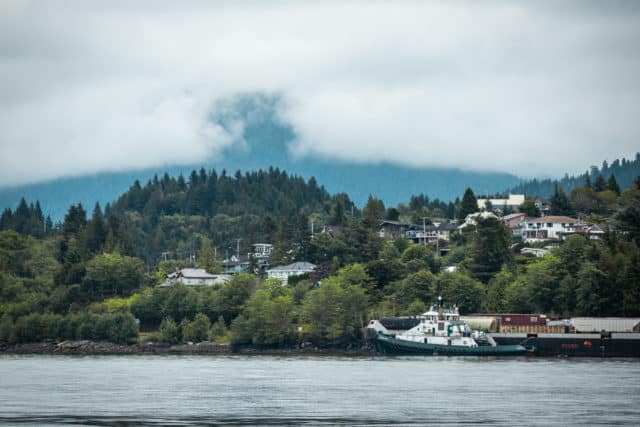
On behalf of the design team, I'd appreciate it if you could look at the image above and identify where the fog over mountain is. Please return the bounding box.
[1,1,640,189]
[0,96,522,220]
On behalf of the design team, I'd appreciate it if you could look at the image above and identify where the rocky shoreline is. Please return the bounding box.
[0,340,374,357]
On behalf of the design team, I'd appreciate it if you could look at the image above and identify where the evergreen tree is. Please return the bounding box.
[593,175,607,192]
[468,217,512,283]
[198,236,217,273]
[0,208,12,231]
[45,215,53,234]
[84,203,106,254]
[331,202,346,226]
[362,195,385,229]
[519,198,541,217]
[62,203,87,235]
[607,174,621,195]
[14,198,30,234]
[296,213,311,260]
[385,207,400,221]
[550,183,574,216]
[458,188,478,220]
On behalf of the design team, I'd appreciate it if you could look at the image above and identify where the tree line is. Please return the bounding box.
[0,166,639,347]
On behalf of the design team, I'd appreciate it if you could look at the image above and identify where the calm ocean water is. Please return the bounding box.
[0,355,639,426]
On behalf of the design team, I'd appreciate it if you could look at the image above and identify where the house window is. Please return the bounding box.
[547,223,552,228]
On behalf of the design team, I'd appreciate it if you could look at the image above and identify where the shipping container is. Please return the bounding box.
[460,316,498,332]
[470,313,548,326]
[571,318,640,333]
[499,325,566,334]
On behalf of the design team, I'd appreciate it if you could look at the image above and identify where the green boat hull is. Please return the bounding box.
[375,333,529,356]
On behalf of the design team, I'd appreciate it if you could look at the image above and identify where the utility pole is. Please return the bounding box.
[236,238,242,258]
[161,251,170,262]
[422,217,427,245]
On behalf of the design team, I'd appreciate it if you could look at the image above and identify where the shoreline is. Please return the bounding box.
[0,340,375,357]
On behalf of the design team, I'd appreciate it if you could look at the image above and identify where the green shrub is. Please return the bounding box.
[181,313,210,343]
[158,317,180,344]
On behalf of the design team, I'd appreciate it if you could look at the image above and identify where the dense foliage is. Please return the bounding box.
[509,154,640,199]
[1,166,639,347]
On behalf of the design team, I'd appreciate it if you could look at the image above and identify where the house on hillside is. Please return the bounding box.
[267,261,317,285]
[502,213,527,238]
[406,222,458,244]
[477,194,525,212]
[520,247,551,258]
[458,212,498,230]
[222,255,251,274]
[379,220,421,239]
[252,243,273,259]
[161,268,231,287]
[535,199,551,217]
[523,216,584,242]
[558,223,606,241]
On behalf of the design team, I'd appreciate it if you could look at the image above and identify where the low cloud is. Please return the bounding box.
[1,1,639,186]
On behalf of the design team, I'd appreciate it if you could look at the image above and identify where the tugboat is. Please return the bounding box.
[367,297,528,356]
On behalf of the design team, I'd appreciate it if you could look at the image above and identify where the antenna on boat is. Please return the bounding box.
[437,296,444,320]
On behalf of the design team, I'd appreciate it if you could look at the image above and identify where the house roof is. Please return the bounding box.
[588,224,605,233]
[379,220,420,228]
[503,213,527,221]
[176,268,217,279]
[437,223,458,231]
[526,216,579,224]
[268,261,317,273]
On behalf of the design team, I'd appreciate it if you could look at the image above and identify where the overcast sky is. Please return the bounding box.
[1,1,639,187]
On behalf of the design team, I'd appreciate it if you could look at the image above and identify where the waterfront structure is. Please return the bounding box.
[267,261,317,284]
[161,268,231,287]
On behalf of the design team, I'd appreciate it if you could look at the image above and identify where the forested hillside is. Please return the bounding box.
[508,154,640,198]
[107,167,355,265]
[1,167,639,348]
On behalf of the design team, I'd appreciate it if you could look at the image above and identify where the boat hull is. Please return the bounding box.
[374,333,528,356]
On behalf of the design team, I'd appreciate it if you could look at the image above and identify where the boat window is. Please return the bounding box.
[438,322,444,331]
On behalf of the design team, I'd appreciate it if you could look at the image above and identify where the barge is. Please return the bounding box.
[367,314,640,357]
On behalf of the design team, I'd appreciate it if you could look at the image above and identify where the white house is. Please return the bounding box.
[521,247,551,258]
[406,222,458,243]
[161,268,232,287]
[267,261,317,285]
[458,211,498,230]
[477,194,525,211]
[523,216,583,242]
[252,243,273,259]
[502,213,527,238]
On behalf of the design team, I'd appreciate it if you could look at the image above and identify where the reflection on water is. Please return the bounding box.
[1,355,639,426]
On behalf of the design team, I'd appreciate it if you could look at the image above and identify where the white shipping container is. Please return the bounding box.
[570,317,640,332]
